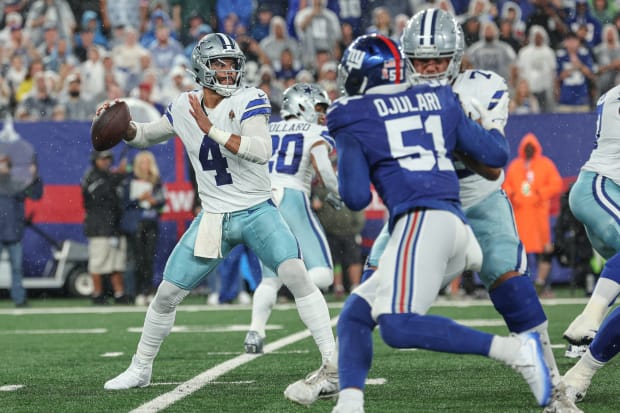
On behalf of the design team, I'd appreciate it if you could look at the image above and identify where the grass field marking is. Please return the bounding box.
[129,315,339,413]
[102,352,124,357]
[150,380,256,386]
[127,324,283,334]
[206,350,310,356]
[0,385,24,392]
[0,328,107,334]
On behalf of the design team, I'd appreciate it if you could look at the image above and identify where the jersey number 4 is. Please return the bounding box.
[386,115,453,171]
[199,137,233,186]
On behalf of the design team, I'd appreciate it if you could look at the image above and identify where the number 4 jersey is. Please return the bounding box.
[165,86,272,213]
[268,119,335,196]
[327,82,509,231]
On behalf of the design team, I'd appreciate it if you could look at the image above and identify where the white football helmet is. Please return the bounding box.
[190,33,246,97]
[281,83,330,124]
[401,8,464,84]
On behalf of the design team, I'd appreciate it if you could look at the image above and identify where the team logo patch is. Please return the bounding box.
[346,49,366,70]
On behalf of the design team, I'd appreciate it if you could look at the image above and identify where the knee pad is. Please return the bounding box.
[308,267,333,290]
[277,258,316,297]
[151,280,190,313]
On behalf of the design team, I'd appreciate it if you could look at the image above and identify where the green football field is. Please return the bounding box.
[0,293,616,413]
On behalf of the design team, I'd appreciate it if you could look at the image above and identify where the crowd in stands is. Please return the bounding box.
[1,0,619,122]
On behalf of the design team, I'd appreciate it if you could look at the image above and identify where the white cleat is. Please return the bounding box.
[542,381,584,413]
[284,362,338,405]
[563,314,598,345]
[507,332,552,406]
[564,344,588,359]
[104,355,152,390]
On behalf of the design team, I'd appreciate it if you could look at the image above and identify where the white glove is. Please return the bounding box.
[470,92,509,135]
[325,192,344,210]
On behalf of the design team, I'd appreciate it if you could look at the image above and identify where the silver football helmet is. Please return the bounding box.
[281,83,330,124]
[190,33,246,97]
[401,8,464,84]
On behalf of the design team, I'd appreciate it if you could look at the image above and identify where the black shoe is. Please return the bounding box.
[114,294,134,305]
[92,295,107,305]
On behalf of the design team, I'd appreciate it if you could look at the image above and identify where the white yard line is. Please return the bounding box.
[129,316,340,413]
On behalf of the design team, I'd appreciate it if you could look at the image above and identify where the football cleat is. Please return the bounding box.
[284,362,338,405]
[564,344,588,359]
[563,314,598,345]
[244,330,264,354]
[506,332,552,406]
[104,355,152,390]
[542,381,584,413]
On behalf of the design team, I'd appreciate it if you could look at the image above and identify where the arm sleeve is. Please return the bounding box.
[310,143,339,194]
[455,111,509,168]
[127,116,176,148]
[335,133,372,211]
[236,115,272,164]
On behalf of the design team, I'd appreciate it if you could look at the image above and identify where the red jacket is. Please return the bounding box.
[503,133,563,253]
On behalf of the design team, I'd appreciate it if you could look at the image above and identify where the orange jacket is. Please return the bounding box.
[502,133,563,253]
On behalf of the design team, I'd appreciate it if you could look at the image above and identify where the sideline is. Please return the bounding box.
[130,316,340,413]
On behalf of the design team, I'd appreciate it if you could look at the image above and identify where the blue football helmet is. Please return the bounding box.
[190,33,246,97]
[337,34,406,96]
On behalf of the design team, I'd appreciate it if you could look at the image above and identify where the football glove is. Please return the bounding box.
[470,93,509,135]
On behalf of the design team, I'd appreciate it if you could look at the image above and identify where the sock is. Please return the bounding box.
[590,306,620,362]
[336,388,364,408]
[249,278,282,338]
[488,335,522,364]
[136,305,176,364]
[337,294,376,390]
[489,276,559,384]
[582,277,620,325]
[295,288,335,362]
[569,349,605,384]
[378,313,493,355]
[490,275,547,333]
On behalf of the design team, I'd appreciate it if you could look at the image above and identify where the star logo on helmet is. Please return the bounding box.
[302,85,313,95]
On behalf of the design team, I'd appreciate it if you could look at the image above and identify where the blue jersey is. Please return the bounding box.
[327,83,509,231]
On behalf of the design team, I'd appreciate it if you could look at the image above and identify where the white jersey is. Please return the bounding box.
[582,85,620,185]
[268,119,334,195]
[452,69,510,209]
[166,86,272,212]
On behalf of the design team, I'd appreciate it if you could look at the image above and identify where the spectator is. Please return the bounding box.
[516,25,557,112]
[147,25,185,77]
[525,0,568,50]
[503,132,563,296]
[499,18,522,54]
[14,59,44,104]
[593,23,620,95]
[332,0,370,37]
[499,1,527,43]
[73,27,96,63]
[24,0,76,45]
[81,150,131,305]
[461,16,481,46]
[216,0,254,34]
[112,26,149,77]
[121,150,166,307]
[140,8,177,49]
[183,23,213,60]
[567,0,602,50]
[100,0,143,34]
[78,9,108,49]
[249,3,272,42]
[273,48,301,85]
[466,20,517,84]
[78,45,106,103]
[366,7,393,37]
[58,72,96,120]
[591,0,616,26]
[15,71,58,120]
[160,65,192,105]
[555,31,596,112]
[294,0,342,70]
[259,15,301,67]
[169,2,216,46]
[0,152,43,307]
[509,78,542,114]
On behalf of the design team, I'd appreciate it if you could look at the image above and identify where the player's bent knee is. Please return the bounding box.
[308,267,333,290]
[151,280,190,313]
[377,313,416,349]
[277,258,315,297]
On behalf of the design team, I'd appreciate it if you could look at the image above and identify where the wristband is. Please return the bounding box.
[208,126,231,145]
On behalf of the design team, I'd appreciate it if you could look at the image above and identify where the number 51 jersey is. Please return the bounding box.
[327,82,509,230]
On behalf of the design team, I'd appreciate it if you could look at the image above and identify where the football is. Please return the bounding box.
[91,101,131,151]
